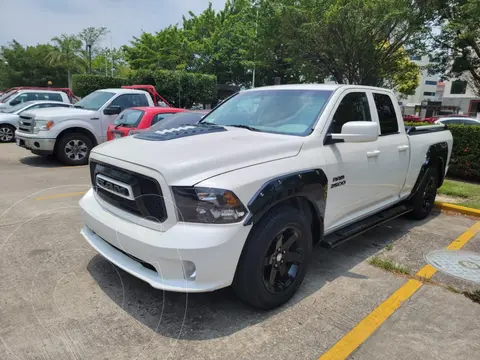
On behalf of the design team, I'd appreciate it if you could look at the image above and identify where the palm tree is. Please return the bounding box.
[46,34,84,89]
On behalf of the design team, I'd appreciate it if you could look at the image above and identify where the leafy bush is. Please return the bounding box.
[129,70,217,108]
[405,122,480,180]
[72,75,128,97]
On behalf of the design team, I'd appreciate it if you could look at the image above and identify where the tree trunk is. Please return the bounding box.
[67,70,72,90]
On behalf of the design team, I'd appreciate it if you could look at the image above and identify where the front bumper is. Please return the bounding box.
[15,131,55,154]
[79,189,251,292]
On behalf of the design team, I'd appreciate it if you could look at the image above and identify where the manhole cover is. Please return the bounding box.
[425,250,480,284]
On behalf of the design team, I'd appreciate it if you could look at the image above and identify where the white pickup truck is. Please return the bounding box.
[14,88,155,165]
[79,84,453,309]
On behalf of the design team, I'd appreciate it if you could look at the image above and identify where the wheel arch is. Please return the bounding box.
[244,169,328,244]
[408,141,448,200]
[54,127,98,153]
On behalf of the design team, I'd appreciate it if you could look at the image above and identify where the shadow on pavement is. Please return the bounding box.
[87,212,440,341]
[20,155,64,168]
[20,155,87,168]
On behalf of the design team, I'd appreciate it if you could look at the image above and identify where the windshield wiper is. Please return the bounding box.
[115,123,126,129]
[227,124,261,132]
[74,105,84,109]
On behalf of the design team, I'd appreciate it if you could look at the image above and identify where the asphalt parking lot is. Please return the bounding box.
[1,143,479,360]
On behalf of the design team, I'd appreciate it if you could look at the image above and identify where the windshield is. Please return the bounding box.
[148,112,205,132]
[113,109,144,127]
[3,101,34,113]
[75,91,115,111]
[201,89,333,136]
[0,90,15,103]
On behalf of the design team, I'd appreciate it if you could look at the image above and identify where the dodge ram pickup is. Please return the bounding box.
[79,84,453,309]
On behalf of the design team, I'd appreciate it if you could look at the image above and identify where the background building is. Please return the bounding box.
[401,55,441,107]
[438,78,480,117]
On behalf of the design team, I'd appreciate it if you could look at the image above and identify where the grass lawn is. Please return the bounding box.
[438,179,480,209]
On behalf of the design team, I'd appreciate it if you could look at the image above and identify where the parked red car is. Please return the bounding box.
[107,107,186,141]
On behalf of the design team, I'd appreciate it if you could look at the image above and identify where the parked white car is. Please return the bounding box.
[15,88,155,165]
[0,90,70,111]
[79,84,453,309]
[434,117,480,126]
[0,101,72,143]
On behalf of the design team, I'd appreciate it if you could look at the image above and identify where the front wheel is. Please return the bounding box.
[233,206,312,309]
[408,167,439,220]
[0,124,15,143]
[55,133,93,166]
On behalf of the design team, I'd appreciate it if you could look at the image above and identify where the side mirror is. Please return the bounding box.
[9,99,20,106]
[104,105,122,115]
[330,121,379,143]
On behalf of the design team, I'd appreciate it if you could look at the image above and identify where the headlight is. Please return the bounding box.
[172,187,247,223]
[33,120,54,133]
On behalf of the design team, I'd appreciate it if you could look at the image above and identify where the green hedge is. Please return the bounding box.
[405,122,480,180]
[72,71,217,108]
[129,70,217,108]
[72,75,128,97]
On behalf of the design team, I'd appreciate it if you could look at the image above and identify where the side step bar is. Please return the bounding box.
[322,204,412,249]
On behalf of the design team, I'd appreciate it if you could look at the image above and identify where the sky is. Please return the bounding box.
[0,0,226,48]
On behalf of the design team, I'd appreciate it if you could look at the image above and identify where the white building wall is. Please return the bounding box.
[402,55,441,105]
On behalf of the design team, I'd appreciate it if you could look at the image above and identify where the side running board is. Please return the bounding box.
[322,204,412,249]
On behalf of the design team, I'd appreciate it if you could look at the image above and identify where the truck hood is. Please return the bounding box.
[22,107,96,120]
[91,126,304,185]
[0,113,19,125]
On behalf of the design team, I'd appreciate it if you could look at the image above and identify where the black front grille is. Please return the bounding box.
[108,242,157,273]
[90,160,167,223]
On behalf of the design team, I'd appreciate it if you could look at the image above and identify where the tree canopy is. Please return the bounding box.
[4,0,475,98]
[429,0,480,95]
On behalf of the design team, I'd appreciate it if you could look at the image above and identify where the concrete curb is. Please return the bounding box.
[434,201,480,217]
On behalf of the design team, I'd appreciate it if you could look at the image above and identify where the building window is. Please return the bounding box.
[423,92,436,96]
[425,80,437,86]
[451,80,467,95]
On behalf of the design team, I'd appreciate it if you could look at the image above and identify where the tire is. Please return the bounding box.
[55,133,93,166]
[233,206,313,310]
[407,166,439,220]
[0,124,16,143]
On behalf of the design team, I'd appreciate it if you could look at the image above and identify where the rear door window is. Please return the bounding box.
[151,113,175,126]
[41,93,63,101]
[113,109,145,127]
[373,93,399,135]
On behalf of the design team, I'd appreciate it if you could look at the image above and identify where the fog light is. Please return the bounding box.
[182,261,196,281]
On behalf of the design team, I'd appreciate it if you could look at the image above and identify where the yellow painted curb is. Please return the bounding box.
[434,201,480,218]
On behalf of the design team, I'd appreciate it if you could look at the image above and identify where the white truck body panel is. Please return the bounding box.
[79,84,453,298]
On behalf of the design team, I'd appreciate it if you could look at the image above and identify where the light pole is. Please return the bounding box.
[252,3,259,89]
[86,41,93,74]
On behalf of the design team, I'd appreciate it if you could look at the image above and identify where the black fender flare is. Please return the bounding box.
[408,141,448,199]
[244,169,328,226]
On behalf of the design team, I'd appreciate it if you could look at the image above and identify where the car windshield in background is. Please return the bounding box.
[113,109,144,127]
[148,112,206,132]
[2,101,34,113]
[74,91,115,111]
[0,91,15,102]
[201,89,333,136]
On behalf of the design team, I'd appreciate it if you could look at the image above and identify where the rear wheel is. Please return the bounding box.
[55,133,92,166]
[408,166,438,220]
[0,124,15,143]
[233,207,312,309]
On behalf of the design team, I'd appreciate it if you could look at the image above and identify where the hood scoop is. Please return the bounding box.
[134,123,227,141]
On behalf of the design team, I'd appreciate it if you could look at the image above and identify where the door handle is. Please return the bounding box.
[366,150,381,158]
[398,145,410,152]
